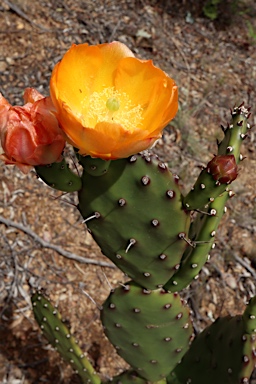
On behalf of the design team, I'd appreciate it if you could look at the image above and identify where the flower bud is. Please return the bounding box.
[207,155,238,184]
[0,88,66,173]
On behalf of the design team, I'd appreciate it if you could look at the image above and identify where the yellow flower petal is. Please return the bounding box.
[115,57,178,133]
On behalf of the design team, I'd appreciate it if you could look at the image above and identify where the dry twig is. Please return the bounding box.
[0,215,115,269]
[3,0,52,32]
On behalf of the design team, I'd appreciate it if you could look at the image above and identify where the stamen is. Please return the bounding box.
[82,87,143,131]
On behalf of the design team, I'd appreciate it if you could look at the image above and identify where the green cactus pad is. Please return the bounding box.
[164,191,229,292]
[35,158,82,192]
[168,311,256,384]
[101,281,193,382]
[183,104,250,210]
[31,291,101,384]
[78,152,190,289]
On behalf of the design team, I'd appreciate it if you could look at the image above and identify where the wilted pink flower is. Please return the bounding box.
[0,88,66,173]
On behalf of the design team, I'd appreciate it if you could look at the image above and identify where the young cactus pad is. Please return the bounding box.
[101,281,193,382]
[165,103,252,291]
[167,299,256,384]
[31,291,101,384]
[164,190,229,292]
[78,152,190,289]
[183,104,251,210]
[35,158,82,192]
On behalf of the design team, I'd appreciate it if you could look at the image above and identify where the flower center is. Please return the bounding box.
[106,97,120,112]
[82,87,143,131]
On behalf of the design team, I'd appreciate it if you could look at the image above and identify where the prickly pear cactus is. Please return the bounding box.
[101,281,193,382]
[31,290,101,384]
[29,102,253,384]
[167,297,256,384]
[78,152,190,290]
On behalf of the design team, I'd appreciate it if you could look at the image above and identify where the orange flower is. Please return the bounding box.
[50,41,178,159]
[0,88,66,173]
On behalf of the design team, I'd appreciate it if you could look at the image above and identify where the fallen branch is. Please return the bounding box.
[233,253,256,280]
[0,215,115,269]
[3,0,52,32]
[219,236,256,279]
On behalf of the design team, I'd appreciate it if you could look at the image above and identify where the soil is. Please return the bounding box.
[0,0,256,383]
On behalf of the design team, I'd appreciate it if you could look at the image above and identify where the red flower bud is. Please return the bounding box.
[207,155,238,184]
[0,88,66,174]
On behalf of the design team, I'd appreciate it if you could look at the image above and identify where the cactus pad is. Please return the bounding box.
[31,291,101,384]
[164,191,229,292]
[101,281,193,382]
[166,104,252,290]
[78,152,190,289]
[168,308,256,384]
[35,158,82,192]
